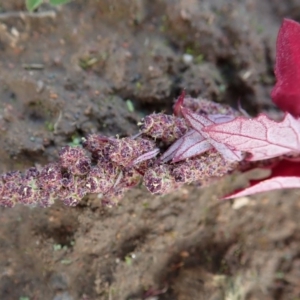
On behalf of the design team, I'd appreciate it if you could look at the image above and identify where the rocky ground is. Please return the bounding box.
[0,0,300,299]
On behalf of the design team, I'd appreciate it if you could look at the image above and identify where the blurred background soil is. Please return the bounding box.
[0,0,300,299]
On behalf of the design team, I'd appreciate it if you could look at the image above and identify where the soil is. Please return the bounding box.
[0,0,300,299]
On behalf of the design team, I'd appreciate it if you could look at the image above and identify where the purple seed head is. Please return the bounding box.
[24,167,40,180]
[59,146,91,175]
[62,196,80,207]
[108,137,157,167]
[172,151,238,184]
[140,113,189,144]
[17,185,38,205]
[73,158,91,175]
[82,134,111,159]
[86,161,120,194]
[37,163,62,192]
[117,168,141,190]
[143,164,180,194]
[38,190,56,208]
[0,171,23,207]
[182,97,239,116]
[1,170,22,183]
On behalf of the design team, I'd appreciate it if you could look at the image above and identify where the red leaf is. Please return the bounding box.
[224,176,300,199]
[160,129,212,162]
[203,113,300,161]
[271,19,300,117]
[173,90,185,117]
[131,148,160,166]
[173,130,211,162]
[224,160,300,199]
[182,108,243,161]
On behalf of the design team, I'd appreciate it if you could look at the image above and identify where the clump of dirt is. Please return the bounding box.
[0,0,300,299]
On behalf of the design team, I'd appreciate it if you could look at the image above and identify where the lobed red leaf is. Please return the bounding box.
[173,90,185,117]
[182,108,243,161]
[160,129,212,163]
[271,19,300,117]
[203,113,300,161]
[224,160,300,199]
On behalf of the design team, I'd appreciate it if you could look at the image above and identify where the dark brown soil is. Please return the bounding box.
[0,1,300,299]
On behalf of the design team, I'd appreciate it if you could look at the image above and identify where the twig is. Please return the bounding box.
[53,111,63,134]
[0,11,56,21]
[22,63,44,70]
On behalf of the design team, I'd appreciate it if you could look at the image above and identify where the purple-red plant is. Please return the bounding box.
[166,18,300,198]
[1,18,300,208]
[271,19,300,117]
[202,18,300,198]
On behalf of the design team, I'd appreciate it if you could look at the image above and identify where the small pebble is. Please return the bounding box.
[50,273,68,290]
[232,197,250,210]
[182,53,193,64]
[53,292,74,300]
[36,80,44,93]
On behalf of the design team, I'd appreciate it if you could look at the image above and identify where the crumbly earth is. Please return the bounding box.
[0,0,300,299]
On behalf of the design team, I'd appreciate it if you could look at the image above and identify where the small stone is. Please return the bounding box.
[53,292,74,300]
[182,53,193,64]
[232,197,251,210]
[50,273,68,290]
[36,80,44,93]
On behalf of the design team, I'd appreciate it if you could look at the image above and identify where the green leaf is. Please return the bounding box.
[125,256,132,266]
[126,100,135,112]
[26,0,43,11]
[60,259,72,265]
[49,0,71,5]
[53,244,62,251]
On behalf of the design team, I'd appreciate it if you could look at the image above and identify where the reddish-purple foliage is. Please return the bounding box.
[203,113,300,161]
[271,19,300,117]
[181,108,243,162]
[161,19,300,199]
[160,129,212,163]
[223,159,300,199]
[161,92,240,163]
[1,18,300,207]
[202,18,300,198]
